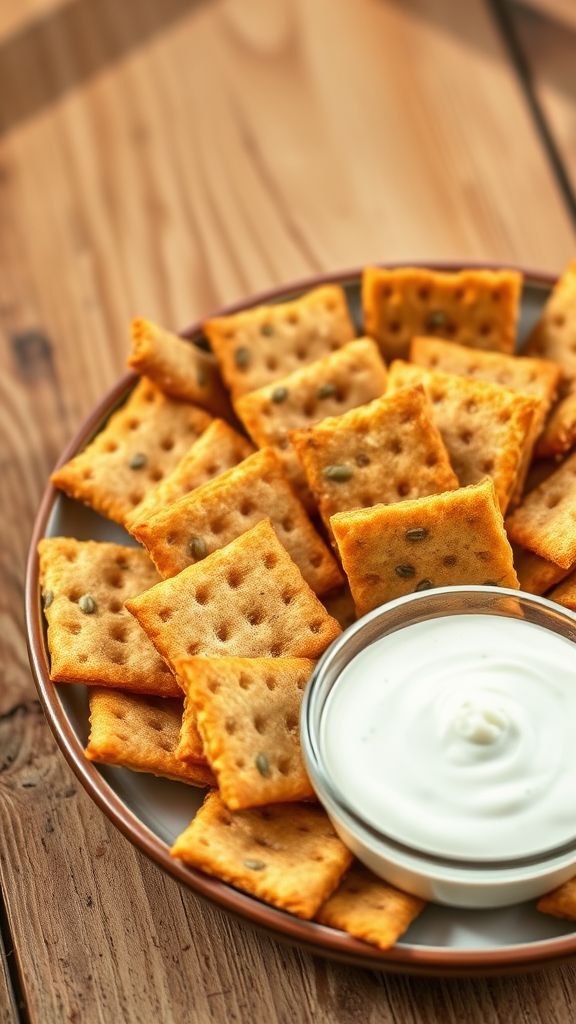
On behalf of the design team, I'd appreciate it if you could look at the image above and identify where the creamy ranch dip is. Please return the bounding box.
[321,614,576,861]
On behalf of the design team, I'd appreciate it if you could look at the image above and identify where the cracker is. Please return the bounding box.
[362,266,522,360]
[175,694,207,766]
[387,362,539,513]
[537,877,576,921]
[316,863,425,951]
[535,385,576,458]
[523,457,560,496]
[513,545,570,596]
[128,318,234,419]
[51,379,212,526]
[132,447,341,595]
[38,537,180,696]
[126,520,341,670]
[178,657,315,809]
[547,571,576,611]
[126,420,254,530]
[234,338,388,502]
[85,688,214,786]
[170,791,352,918]
[331,479,518,617]
[526,261,576,376]
[505,452,576,568]
[322,587,357,631]
[204,285,355,399]
[291,386,458,533]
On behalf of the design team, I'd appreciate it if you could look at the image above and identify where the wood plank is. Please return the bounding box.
[0,924,19,1024]
[0,0,575,1020]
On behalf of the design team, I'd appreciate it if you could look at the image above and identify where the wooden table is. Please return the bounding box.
[2,0,576,1019]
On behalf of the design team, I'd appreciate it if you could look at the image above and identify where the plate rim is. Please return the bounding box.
[25,261,576,976]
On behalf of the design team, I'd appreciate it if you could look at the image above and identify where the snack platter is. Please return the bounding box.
[26,264,576,975]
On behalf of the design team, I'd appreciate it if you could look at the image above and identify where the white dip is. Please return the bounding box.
[320,614,576,860]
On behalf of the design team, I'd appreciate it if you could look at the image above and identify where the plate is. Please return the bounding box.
[25,263,576,975]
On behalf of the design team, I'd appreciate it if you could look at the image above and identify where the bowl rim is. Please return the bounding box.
[25,260,576,976]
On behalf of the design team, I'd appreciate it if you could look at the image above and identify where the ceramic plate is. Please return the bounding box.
[26,264,576,975]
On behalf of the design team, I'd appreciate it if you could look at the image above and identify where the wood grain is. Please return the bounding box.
[0,0,575,1020]
[0,933,17,1024]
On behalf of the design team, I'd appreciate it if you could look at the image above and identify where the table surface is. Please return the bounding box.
[2,0,576,1020]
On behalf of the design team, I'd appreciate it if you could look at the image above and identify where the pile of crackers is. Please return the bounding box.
[39,264,576,942]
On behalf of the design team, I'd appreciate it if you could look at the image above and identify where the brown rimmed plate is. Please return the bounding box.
[25,264,576,976]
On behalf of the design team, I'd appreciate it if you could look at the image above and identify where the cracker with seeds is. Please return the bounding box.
[316,864,426,951]
[171,791,352,918]
[387,362,539,512]
[86,689,214,786]
[126,420,254,530]
[331,479,518,617]
[128,318,234,419]
[537,877,576,921]
[234,338,388,502]
[513,545,570,596]
[126,520,341,670]
[38,537,180,696]
[132,447,341,595]
[175,694,208,765]
[362,266,521,360]
[204,285,355,399]
[178,657,315,809]
[290,386,458,533]
[505,452,576,568]
[51,379,212,526]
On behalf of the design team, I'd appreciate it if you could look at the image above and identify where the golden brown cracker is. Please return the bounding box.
[332,479,519,617]
[178,657,315,809]
[291,386,458,533]
[127,420,254,529]
[362,266,521,360]
[505,452,576,568]
[204,285,355,399]
[51,379,212,526]
[86,688,214,786]
[132,447,341,595]
[512,545,570,596]
[526,261,576,376]
[175,694,207,766]
[535,384,576,458]
[537,877,576,921]
[316,864,426,951]
[38,537,180,696]
[548,571,576,611]
[234,338,388,502]
[126,520,341,670]
[170,791,353,919]
[387,361,539,513]
[128,318,233,419]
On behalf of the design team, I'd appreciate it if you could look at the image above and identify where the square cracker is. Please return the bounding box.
[126,519,341,670]
[132,447,341,595]
[204,285,355,399]
[505,452,576,568]
[290,385,458,533]
[316,863,426,951]
[512,545,570,596]
[548,571,576,611]
[362,266,522,360]
[178,657,315,809]
[537,878,576,921]
[127,420,254,530]
[170,791,353,919]
[525,261,576,376]
[85,688,214,787]
[51,379,212,526]
[234,338,388,502]
[128,318,234,419]
[331,479,519,617]
[38,537,180,696]
[386,361,539,513]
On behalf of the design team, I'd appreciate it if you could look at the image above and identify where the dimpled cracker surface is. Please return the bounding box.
[126,420,254,530]
[234,338,388,501]
[537,877,576,920]
[126,520,341,670]
[362,266,521,360]
[291,386,458,533]
[505,452,576,568]
[132,447,341,595]
[128,317,233,419]
[386,361,539,513]
[178,657,315,809]
[512,545,570,596]
[331,479,519,617]
[170,791,353,918]
[51,379,212,526]
[85,689,214,786]
[38,538,180,696]
[548,572,576,610]
[316,864,426,951]
[204,285,355,399]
